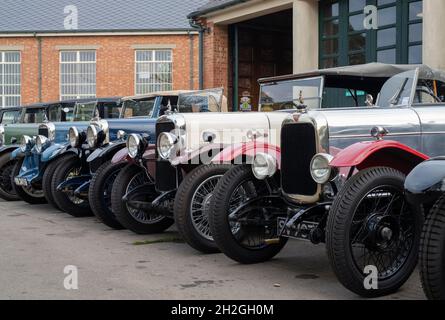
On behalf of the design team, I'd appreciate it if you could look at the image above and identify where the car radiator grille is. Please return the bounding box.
[281,123,318,196]
[38,127,49,138]
[155,120,177,191]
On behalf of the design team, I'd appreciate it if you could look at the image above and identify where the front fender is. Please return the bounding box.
[330,140,429,175]
[41,143,77,163]
[87,141,126,163]
[112,147,131,165]
[10,148,24,160]
[0,145,19,158]
[405,158,445,206]
[171,143,226,166]
[211,142,281,168]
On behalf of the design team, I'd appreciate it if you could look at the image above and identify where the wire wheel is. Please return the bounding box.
[350,185,414,280]
[0,161,15,195]
[65,166,84,204]
[125,171,162,224]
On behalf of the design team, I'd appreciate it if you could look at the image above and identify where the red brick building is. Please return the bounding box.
[0,0,207,107]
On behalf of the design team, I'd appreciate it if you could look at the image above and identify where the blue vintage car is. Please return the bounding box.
[0,100,83,201]
[50,90,210,219]
[11,98,121,205]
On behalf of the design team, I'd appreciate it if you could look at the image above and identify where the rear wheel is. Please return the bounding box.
[51,154,92,217]
[89,160,126,230]
[0,153,19,201]
[11,157,47,204]
[209,165,287,264]
[326,167,422,298]
[42,156,71,210]
[111,164,173,234]
[420,195,445,300]
[174,165,232,254]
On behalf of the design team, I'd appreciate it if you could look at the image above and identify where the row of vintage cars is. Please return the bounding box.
[1,62,445,299]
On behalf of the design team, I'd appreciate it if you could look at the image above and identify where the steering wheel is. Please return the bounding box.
[278,101,299,110]
[416,88,441,103]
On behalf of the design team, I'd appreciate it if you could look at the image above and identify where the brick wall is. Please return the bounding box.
[0,34,200,105]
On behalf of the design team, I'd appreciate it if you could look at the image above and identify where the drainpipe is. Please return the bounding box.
[34,34,43,102]
[188,32,194,90]
[189,19,206,90]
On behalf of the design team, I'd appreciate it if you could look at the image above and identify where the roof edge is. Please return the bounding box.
[188,0,249,19]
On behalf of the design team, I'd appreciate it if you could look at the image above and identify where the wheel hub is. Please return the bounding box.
[364,214,399,251]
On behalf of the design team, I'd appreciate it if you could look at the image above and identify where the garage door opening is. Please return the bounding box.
[229,9,293,111]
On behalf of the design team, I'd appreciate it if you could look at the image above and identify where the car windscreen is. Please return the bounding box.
[1,110,19,124]
[73,102,97,121]
[121,98,156,118]
[259,77,323,112]
[177,89,223,113]
[377,69,418,108]
[101,102,122,119]
[22,108,47,124]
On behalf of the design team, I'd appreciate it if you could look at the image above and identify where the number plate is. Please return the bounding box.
[14,177,30,187]
[278,218,318,241]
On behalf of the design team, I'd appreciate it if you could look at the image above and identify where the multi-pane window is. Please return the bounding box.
[320,0,423,67]
[135,50,172,95]
[0,51,21,107]
[60,51,96,100]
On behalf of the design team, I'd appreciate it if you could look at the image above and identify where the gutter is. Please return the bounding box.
[0,29,199,38]
[188,0,249,19]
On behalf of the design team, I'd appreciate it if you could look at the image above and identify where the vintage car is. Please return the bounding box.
[0,106,21,125]
[107,63,412,253]
[0,100,79,201]
[405,158,445,300]
[208,65,445,297]
[11,98,121,205]
[51,90,207,219]
[106,89,227,233]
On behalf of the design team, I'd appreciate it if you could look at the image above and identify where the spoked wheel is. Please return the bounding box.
[174,165,233,254]
[111,164,173,234]
[326,167,422,298]
[420,195,445,300]
[11,157,47,204]
[209,165,287,264]
[51,154,92,217]
[0,153,19,201]
[89,161,126,229]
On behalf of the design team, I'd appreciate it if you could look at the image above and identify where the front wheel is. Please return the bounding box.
[209,165,287,264]
[111,164,173,234]
[326,167,422,298]
[0,153,19,201]
[11,157,47,204]
[51,154,92,217]
[174,165,232,254]
[89,160,126,230]
[420,196,445,300]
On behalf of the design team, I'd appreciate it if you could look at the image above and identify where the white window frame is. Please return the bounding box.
[0,51,21,108]
[135,49,173,95]
[59,50,97,101]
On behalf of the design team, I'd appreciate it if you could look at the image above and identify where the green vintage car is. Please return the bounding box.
[0,99,88,201]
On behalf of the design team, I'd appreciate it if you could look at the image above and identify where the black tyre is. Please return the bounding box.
[420,195,445,300]
[111,164,173,234]
[0,153,19,201]
[326,167,422,298]
[11,157,47,204]
[174,165,232,254]
[42,156,71,210]
[209,165,287,264]
[89,160,126,230]
[51,154,92,217]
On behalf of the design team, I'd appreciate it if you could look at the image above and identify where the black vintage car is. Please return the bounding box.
[405,158,445,300]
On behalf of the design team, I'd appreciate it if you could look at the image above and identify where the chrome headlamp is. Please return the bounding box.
[38,123,56,141]
[69,127,81,148]
[20,135,34,153]
[86,120,109,149]
[310,153,336,184]
[252,153,277,180]
[35,135,51,153]
[127,134,144,159]
[0,125,4,147]
[157,132,178,160]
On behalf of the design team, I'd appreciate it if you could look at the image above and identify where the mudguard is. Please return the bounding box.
[171,143,226,166]
[14,153,41,184]
[211,142,281,168]
[112,147,130,164]
[87,141,126,163]
[330,140,429,175]
[0,145,19,158]
[405,158,445,207]
[10,148,24,160]
[41,143,77,163]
